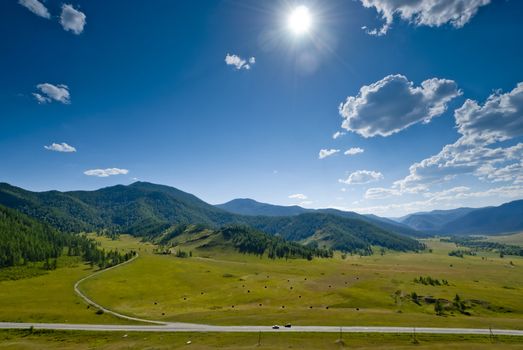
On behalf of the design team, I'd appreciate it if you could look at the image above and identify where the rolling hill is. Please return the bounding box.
[0,182,423,253]
[217,198,425,237]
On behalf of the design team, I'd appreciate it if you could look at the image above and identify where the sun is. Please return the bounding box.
[288,5,312,35]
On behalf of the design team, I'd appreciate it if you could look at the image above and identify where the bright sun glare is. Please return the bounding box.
[288,5,312,35]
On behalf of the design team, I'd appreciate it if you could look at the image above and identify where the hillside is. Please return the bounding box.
[217,198,425,237]
[0,204,136,269]
[0,182,236,235]
[243,213,423,252]
[157,224,333,260]
[0,182,423,253]
[0,204,66,267]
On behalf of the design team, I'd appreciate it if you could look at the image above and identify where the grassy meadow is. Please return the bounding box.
[1,232,522,333]
[77,235,523,329]
[0,235,153,325]
[484,232,523,246]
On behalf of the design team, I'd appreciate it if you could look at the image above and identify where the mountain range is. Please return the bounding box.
[2,181,521,253]
[0,182,422,253]
[397,200,523,235]
[217,198,424,237]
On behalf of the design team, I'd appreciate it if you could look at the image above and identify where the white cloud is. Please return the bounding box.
[225,54,255,70]
[32,93,51,104]
[354,185,523,216]
[477,161,523,184]
[18,0,50,19]
[339,74,461,138]
[289,193,307,200]
[44,142,76,153]
[34,83,70,104]
[300,200,313,206]
[360,81,523,207]
[455,82,523,144]
[84,168,129,177]
[360,0,491,36]
[60,4,86,35]
[394,83,523,193]
[364,187,400,199]
[344,147,364,156]
[332,131,346,139]
[453,185,523,200]
[319,149,340,159]
[339,170,383,185]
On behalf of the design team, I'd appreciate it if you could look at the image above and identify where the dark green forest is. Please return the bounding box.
[0,204,135,269]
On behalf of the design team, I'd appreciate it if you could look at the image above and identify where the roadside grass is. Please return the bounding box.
[1,329,522,349]
[79,236,523,329]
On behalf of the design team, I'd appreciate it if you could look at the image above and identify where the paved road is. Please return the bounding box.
[1,322,522,335]
[73,254,166,325]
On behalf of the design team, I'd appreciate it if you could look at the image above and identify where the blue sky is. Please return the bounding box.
[1,0,522,216]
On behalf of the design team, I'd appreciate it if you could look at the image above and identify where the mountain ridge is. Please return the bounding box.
[0,181,423,253]
[217,198,425,238]
[399,201,523,235]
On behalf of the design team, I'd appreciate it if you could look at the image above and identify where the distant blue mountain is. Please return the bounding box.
[399,200,523,235]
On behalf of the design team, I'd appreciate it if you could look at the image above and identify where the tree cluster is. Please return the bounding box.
[444,237,523,257]
[220,225,333,260]
[413,276,449,286]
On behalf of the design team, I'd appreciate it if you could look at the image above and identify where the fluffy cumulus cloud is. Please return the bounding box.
[225,54,256,70]
[289,193,307,200]
[44,142,76,153]
[60,4,86,34]
[339,75,461,138]
[332,131,346,139]
[399,84,523,190]
[18,0,50,19]
[365,81,523,203]
[84,168,129,177]
[33,83,70,104]
[455,82,523,144]
[319,149,340,159]
[339,170,383,185]
[344,147,364,156]
[360,0,491,36]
